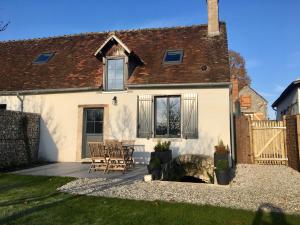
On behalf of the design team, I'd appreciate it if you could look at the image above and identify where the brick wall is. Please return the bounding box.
[0,110,40,169]
[285,115,300,171]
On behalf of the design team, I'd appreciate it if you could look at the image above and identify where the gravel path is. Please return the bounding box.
[58,164,300,215]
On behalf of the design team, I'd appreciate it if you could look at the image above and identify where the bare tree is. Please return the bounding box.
[229,50,251,89]
[0,21,9,32]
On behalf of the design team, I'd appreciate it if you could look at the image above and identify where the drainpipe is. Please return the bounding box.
[272,106,278,120]
[17,92,25,112]
[229,83,236,167]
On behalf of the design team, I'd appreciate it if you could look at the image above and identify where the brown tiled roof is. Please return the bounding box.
[0,23,230,92]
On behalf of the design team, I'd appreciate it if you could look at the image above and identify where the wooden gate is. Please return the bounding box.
[251,120,288,165]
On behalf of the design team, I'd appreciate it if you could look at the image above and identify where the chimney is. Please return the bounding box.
[207,0,220,36]
[231,77,239,102]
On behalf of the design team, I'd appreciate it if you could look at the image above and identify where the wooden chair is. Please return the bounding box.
[88,142,108,173]
[121,140,135,168]
[107,141,127,173]
[105,139,119,145]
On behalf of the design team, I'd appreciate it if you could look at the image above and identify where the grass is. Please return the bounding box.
[0,173,299,225]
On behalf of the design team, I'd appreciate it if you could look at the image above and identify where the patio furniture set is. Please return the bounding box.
[88,140,135,173]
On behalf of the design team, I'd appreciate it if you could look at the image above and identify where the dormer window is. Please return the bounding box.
[94,35,143,92]
[163,50,183,64]
[106,58,124,91]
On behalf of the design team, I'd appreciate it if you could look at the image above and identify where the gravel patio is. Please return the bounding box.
[58,164,300,215]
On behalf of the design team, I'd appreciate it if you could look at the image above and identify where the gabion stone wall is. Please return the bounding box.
[0,110,40,169]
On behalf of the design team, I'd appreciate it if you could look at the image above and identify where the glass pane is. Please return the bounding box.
[86,110,95,121]
[86,122,94,133]
[34,53,53,63]
[94,122,103,134]
[155,97,168,136]
[106,59,124,90]
[107,60,115,70]
[169,97,181,136]
[164,50,182,62]
[115,59,124,70]
[94,109,103,122]
[115,79,123,89]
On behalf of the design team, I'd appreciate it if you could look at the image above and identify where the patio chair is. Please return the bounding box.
[107,141,127,173]
[104,139,119,145]
[121,140,135,168]
[88,142,108,173]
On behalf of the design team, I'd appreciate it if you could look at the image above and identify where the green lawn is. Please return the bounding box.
[0,173,299,225]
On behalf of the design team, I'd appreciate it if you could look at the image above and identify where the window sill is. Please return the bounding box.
[152,137,183,142]
[102,90,129,94]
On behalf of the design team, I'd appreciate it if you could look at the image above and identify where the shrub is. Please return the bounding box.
[148,157,161,171]
[214,140,229,154]
[154,140,171,152]
[216,160,229,171]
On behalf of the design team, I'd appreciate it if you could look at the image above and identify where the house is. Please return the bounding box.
[237,86,268,120]
[0,0,232,163]
[231,78,268,120]
[272,79,300,120]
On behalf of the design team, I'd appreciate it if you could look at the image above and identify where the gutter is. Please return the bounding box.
[127,82,231,88]
[0,87,101,96]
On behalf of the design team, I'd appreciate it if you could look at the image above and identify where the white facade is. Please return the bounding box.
[0,87,231,163]
[276,88,300,120]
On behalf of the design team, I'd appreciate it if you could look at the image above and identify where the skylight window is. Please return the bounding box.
[33,52,54,64]
[163,50,183,64]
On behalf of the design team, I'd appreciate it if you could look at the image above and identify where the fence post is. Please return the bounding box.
[296,115,300,171]
[248,116,254,164]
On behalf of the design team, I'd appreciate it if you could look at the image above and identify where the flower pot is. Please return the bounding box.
[214,152,228,166]
[152,169,161,180]
[215,169,230,185]
[151,150,172,164]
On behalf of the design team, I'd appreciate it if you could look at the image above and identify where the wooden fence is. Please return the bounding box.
[235,116,288,165]
[251,120,288,165]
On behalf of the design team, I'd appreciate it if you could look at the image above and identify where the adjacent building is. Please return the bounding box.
[272,79,300,120]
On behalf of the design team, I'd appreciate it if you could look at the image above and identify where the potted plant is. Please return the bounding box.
[214,140,229,166]
[215,159,230,185]
[147,157,162,180]
[150,140,172,164]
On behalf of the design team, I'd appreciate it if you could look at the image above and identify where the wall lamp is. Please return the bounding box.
[112,96,118,105]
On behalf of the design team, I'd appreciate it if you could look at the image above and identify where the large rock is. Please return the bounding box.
[161,154,214,184]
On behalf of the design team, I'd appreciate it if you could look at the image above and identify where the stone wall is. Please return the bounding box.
[285,115,300,171]
[0,110,40,169]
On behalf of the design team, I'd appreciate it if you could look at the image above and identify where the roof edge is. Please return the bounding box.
[272,79,300,107]
[0,87,101,96]
[127,82,231,88]
[0,22,227,44]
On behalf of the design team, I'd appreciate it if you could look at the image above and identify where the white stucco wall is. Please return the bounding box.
[0,87,231,162]
[276,88,299,120]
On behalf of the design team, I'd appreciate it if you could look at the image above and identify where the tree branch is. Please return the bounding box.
[0,21,10,32]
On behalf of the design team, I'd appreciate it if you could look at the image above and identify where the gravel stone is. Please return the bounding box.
[58,164,300,215]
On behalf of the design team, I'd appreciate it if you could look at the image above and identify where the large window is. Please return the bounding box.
[106,58,124,90]
[155,96,181,138]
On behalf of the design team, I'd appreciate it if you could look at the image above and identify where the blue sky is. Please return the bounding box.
[1,0,299,118]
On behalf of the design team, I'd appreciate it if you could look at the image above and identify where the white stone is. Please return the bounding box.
[144,175,152,182]
[58,164,300,215]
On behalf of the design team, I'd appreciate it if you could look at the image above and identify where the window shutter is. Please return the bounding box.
[137,95,153,138]
[182,93,198,139]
